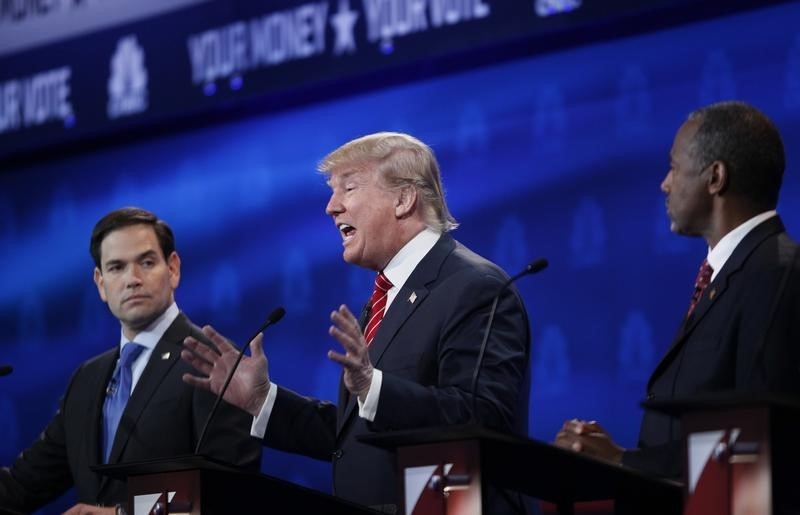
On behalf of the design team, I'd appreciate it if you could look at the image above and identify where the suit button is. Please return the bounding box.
[332,449,343,460]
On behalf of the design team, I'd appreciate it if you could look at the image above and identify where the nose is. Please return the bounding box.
[325,191,343,216]
[660,170,671,194]
[125,265,143,287]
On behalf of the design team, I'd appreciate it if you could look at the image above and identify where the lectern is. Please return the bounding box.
[360,425,682,515]
[94,455,379,514]
[645,394,800,515]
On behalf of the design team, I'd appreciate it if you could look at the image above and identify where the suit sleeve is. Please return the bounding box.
[372,270,530,433]
[189,353,263,472]
[0,369,79,512]
[262,387,338,462]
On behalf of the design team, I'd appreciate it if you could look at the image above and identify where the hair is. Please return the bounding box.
[90,207,176,268]
[318,132,458,232]
[686,101,785,210]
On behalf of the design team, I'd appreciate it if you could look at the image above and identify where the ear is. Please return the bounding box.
[706,160,728,196]
[93,267,108,303]
[167,251,181,290]
[395,185,418,219]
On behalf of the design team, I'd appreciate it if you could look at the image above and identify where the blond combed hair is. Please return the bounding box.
[319,132,458,232]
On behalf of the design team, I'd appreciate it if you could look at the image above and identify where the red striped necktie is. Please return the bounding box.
[364,272,393,346]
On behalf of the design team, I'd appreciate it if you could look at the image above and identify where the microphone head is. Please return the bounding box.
[0,365,12,377]
[267,307,286,325]
[526,258,548,274]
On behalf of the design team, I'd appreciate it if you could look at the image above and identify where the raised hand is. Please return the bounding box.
[181,325,270,417]
[327,304,374,400]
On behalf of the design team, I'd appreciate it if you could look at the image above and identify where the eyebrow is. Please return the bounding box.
[327,170,360,186]
[103,249,159,269]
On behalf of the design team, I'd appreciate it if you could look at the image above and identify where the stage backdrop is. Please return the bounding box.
[2,2,800,513]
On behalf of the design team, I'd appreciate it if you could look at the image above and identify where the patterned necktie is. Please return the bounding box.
[102,342,145,462]
[686,259,714,317]
[364,272,393,347]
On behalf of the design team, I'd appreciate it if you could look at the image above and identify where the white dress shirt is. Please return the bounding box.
[251,228,441,438]
[706,211,777,282]
[116,301,180,391]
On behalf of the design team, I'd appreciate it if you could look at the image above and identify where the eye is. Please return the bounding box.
[141,258,156,268]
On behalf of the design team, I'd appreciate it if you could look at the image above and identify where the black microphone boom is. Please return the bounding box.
[194,307,286,455]
[469,259,548,424]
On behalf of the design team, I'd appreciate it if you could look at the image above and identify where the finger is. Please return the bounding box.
[248,332,265,360]
[329,323,362,353]
[572,441,583,452]
[584,420,606,433]
[182,372,211,390]
[181,339,217,366]
[180,349,213,375]
[331,305,361,334]
[554,431,572,446]
[201,325,237,354]
[327,349,357,368]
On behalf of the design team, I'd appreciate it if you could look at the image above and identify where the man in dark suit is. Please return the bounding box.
[554,101,800,479]
[0,207,261,514]
[181,132,532,513]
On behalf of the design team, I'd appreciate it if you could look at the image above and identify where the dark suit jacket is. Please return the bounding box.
[263,234,531,511]
[623,216,800,478]
[0,313,262,512]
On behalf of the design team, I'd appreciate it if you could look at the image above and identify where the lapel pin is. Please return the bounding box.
[161,352,171,360]
[408,291,417,304]
[709,289,717,300]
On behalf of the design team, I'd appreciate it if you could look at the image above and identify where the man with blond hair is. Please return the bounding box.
[182,132,533,513]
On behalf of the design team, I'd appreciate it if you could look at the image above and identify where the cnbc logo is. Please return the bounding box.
[107,35,149,119]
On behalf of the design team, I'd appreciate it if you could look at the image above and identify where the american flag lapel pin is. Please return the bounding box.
[408,291,417,304]
[709,288,717,301]
[161,352,171,360]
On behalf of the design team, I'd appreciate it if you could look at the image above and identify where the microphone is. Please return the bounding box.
[0,365,12,377]
[469,258,548,424]
[194,307,286,455]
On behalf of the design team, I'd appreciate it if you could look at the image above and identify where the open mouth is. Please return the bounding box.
[338,223,356,242]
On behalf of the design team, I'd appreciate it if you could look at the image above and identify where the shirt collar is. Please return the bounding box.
[118,302,180,350]
[383,228,441,296]
[707,210,777,281]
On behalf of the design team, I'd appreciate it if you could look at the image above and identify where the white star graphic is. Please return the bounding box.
[330,0,359,55]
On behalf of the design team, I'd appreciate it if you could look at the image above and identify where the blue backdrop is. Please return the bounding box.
[2,3,800,513]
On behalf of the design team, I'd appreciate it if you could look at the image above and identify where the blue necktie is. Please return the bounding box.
[102,342,145,463]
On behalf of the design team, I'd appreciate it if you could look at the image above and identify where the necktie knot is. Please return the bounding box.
[687,259,714,317]
[374,272,392,294]
[364,272,393,346]
[120,341,145,368]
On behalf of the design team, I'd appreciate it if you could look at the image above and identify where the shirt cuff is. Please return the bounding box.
[250,382,277,439]
[357,369,382,422]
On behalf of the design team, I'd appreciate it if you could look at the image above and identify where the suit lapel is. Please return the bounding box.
[105,313,190,465]
[336,235,455,434]
[647,218,785,389]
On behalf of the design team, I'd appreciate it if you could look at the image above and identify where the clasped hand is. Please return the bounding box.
[554,419,624,465]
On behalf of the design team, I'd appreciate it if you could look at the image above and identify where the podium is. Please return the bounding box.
[645,394,800,515]
[359,425,682,515]
[93,455,380,514]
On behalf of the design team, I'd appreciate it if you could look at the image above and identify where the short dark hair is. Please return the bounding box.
[687,101,785,209]
[90,207,176,269]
